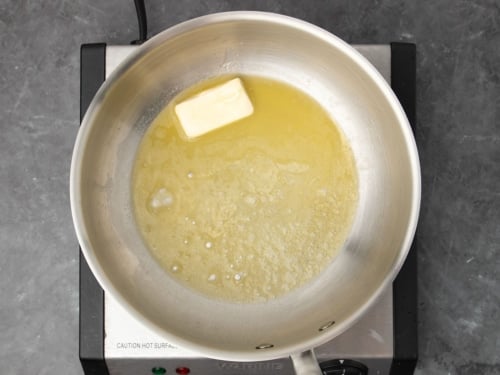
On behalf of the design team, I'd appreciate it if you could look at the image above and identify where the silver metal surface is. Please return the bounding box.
[291,351,323,375]
[71,11,420,364]
[104,43,394,375]
[105,289,393,375]
[105,45,137,79]
[105,289,393,374]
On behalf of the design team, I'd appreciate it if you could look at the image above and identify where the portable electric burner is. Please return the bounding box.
[78,41,417,375]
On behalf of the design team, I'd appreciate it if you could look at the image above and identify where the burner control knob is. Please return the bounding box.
[320,359,368,375]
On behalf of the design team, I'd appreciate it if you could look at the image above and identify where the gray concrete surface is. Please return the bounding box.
[0,1,499,374]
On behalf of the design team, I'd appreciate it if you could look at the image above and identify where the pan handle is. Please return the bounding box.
[290,350,323,375]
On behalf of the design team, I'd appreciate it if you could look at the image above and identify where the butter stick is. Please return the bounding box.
[174,78,254,139]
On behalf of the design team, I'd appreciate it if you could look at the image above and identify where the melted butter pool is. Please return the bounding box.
[132,75,358,302]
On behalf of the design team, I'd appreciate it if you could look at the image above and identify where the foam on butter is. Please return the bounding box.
[174,78,254,139]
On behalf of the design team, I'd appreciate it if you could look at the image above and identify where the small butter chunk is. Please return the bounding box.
[174,78,254,139]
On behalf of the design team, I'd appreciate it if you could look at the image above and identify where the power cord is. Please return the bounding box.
[131,0,148,44]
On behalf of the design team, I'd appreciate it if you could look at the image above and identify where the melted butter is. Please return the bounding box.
[132,75,358,303]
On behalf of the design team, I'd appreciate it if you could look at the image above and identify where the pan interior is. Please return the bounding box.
[73,13,419,360]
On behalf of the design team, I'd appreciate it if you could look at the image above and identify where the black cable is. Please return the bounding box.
[131,0,148,44]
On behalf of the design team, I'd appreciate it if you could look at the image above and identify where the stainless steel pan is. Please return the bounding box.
[71,11,420,374]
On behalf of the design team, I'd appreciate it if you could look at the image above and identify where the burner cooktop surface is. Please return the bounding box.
[79,43,417,375]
